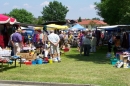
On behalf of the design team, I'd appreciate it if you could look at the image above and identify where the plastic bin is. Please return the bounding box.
[24,61,32,65]
[111,58,118,65]
[36,58,43,64]
[32,60,37,65]
[48,59,53,64]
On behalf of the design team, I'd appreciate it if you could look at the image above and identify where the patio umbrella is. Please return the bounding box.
[46,24,69,30]
[69,23,86,31]
[10,17,17,24]
[0,14,17,24]
[34,27,43,30]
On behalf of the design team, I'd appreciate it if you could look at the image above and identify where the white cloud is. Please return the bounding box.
[80,4,96,11]
[3,2,9,6]
[89,4,95,9]
[67,6,71,9]
[12,5,20,8]
[40,1,49,6]
[23,3,31,8]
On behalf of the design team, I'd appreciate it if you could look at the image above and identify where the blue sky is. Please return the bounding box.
[0,0,101,19]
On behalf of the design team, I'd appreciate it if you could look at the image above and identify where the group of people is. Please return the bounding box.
[77,31,97,56]
[7,27,99,63]
[57,30,97,56]
[8,27,62,62]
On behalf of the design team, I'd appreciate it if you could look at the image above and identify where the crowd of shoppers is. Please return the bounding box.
[57,30,98,57]
[7,27,99,63]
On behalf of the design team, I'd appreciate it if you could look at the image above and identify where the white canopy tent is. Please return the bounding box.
[97,25,130,30]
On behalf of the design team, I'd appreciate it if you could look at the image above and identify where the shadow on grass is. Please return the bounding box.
[0,64,20,72]
[64,45,111,64]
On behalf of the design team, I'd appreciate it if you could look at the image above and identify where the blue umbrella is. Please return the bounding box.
[70,23,86,31]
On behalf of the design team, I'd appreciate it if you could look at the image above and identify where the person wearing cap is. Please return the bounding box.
[48,30,61,62]
[11,28,22,55]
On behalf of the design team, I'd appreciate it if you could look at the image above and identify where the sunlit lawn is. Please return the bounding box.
[0,46,130,86]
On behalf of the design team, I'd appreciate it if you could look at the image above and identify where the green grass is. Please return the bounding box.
[0,46,130,86]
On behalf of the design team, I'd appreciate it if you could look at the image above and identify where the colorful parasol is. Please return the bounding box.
[46,24,69,30]
[0,14,17,24]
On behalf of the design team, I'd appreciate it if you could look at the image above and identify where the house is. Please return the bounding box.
[78,19,107,30]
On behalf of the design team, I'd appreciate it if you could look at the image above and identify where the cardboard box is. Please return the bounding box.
[119,55,123,61]
[119,54,128,63]
[17,53,36,61]
[123,57,128,63]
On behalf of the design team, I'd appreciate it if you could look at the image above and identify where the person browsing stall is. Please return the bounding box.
[48,30,61,62]
[82,31,91,56]
[11,28,22,55]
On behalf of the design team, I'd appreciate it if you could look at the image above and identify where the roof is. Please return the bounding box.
[78,19,107,25]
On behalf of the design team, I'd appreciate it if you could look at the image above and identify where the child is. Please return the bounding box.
[62,43,70,52]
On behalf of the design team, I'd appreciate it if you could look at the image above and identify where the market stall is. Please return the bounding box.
[0,48,21,71]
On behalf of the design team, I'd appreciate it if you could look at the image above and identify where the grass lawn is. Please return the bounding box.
[0,46,130,86]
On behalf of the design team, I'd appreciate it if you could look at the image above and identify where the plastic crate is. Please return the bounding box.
[110,58,118,65]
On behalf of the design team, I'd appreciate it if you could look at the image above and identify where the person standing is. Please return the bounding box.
[8,30,16,56]
[11,28,22,55]
[68,32,74,45]
[48,30,61,62]
[78,31,85,55]
[113,35,121,56]
[108,35,114,53]
[91,34,97,52]
[59,31,65,48]
[82,31,91,56]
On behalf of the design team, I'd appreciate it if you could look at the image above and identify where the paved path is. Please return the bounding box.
[0,80,96,86]
[0,84,38,86]
[0,83,92,86]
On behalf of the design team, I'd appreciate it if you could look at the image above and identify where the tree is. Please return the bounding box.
[41,1,69,22]
[37,16,44,25]
[92,17,100,20]
[9,8,34,24]
[32,16,44,25]
[78,17,82,22]
[95,0,130,25]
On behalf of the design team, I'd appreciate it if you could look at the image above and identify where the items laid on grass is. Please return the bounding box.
[110,51,130,68]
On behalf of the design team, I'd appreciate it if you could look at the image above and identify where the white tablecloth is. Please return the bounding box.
[0,50,11,56]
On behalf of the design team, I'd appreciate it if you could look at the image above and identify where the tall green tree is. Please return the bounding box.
[78,17,82,22]
[9,8,34,24]
[41,1,69,22]
[37,16,44,24]
[95,0,130,25]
